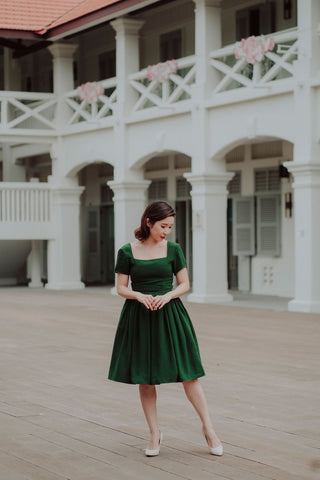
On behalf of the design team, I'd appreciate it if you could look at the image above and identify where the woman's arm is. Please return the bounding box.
[116,273,155,310]
[152,267,190,310]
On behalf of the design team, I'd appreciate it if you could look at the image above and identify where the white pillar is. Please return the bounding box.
[108,180,151,253]
[111,17,144,115]
[46,185,85,290]
[185,173,233,303]
[4,47,21,90]
[285,164,320,313]
[285,0,320,312]
[28,240,43,288]
[48,43,77,126]
[193,0,222,96]
[192,1,222,173]
[2,144,26,181]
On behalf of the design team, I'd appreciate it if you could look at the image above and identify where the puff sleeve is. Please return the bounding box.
[173,243,187,275]
[115,246,130,275]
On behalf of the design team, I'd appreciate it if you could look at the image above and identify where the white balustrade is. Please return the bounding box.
[0,91,57,132]
[210,28,299,94]
[63,77,117,126]
[129,55,196,112]
[0,183,53,240]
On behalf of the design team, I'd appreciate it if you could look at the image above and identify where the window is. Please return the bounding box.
[99,50,116,80]
[257,195,281,256]
[160,30,182,62]
[176,177,191,199]
[255,169,280,192]
[232,168,281,257]
[232,197,255,256]
[236,2,276,40]
[148,179,167,201]
[228,172,241,194]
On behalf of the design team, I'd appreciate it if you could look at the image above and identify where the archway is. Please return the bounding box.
[78,162,115,285]
[142,151,193,277]
[220,138,294,297]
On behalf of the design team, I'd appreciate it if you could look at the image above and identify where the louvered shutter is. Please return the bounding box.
[232,197,255,256]
[148,179,167,201]
[257,195,280,256]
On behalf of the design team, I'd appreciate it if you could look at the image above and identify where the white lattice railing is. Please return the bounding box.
[210,28,299,94]
[0,183,53,239]
[0,91,57,131]
[129,55,196,112]
[64,77,117,125]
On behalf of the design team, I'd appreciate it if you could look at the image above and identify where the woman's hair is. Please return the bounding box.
[134,201,176,241]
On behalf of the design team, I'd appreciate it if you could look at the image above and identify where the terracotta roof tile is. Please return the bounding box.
[0,0,129,34]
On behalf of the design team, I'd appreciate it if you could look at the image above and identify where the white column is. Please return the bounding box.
[185,173,233,303]
[2,144,25,181]
[48,43,77,126]
[192,0,222,173]
[285,0,320,312]
[108,180,151,253]
[46,185,85,290]
[111,17,144,115]
[28,240,43,288]
[4,47,21,90]
[285,164,320,313]
[193,0,222,95]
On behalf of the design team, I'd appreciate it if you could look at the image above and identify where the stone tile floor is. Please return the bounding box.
[0,287,319,480]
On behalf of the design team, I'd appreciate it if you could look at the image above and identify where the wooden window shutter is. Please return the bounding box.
[232,197,255,256]
[257,195,281,256]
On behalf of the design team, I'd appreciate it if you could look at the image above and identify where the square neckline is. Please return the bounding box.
[129,241,169,261]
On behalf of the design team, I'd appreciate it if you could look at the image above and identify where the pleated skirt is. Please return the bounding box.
[108,298,205,385]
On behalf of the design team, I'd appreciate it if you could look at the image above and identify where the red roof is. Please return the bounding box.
[0,0,151,37]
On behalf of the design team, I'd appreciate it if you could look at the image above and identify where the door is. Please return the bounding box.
[85,206,101,283]
[175,200,193,281]
[100,205,115,284]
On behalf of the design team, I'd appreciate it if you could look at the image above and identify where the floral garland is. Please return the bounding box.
[77,82,104,104]
[146,60,178,83]
[234,35,275,65]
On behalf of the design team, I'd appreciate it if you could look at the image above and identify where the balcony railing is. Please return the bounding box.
[210,28,299,94]
[0,183,54,240]
[63,77,117,126]
[0,91,57,133]
[0,29,302,136]
[129,55,196,112]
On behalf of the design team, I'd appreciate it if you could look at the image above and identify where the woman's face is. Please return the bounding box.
[147,216,174,242]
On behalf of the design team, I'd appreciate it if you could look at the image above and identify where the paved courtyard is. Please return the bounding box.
[0,287,319,480]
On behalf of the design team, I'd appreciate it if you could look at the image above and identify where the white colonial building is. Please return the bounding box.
[0,0,319,312]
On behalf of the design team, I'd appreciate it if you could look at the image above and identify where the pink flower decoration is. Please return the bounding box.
[146,60,178,83]
[78,82,104,104]
[234,35,275,65]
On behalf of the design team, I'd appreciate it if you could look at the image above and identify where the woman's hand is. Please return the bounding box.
[136,293,156,310]
[152,292,173,310]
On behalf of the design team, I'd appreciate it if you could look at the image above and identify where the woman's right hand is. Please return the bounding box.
[136,293,155,310]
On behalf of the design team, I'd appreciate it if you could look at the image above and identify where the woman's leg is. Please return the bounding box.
[183,379,221,448]
[139,384,161,450]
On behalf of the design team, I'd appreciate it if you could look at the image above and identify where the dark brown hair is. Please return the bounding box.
[134,201,176,241]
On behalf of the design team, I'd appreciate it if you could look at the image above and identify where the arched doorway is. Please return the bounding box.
[224,139,294,296]
[143,152,193,278]
[78,162,114,285]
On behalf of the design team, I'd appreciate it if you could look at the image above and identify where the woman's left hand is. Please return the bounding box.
[152,292,173,310]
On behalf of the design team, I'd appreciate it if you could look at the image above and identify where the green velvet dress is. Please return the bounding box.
[108,241,205,385]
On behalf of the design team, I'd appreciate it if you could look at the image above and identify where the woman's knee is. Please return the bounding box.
[182,379,198,389]
[139,384,156,395]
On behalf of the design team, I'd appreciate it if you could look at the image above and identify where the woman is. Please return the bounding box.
[108,201,223,457]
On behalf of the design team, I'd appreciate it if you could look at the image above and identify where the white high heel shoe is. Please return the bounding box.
[203,428,223,456]
[145,431,163,457]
